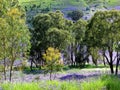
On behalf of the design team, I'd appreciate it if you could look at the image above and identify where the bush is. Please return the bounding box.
[67,10,83,21]
[43,47,63,80]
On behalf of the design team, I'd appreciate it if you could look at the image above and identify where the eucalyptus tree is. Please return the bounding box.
[86,10,120,74]
[71,19,88,66]
[31,11,73,67]
[0,0,31,81]
[0,0,20,80]
[6,8,31,81]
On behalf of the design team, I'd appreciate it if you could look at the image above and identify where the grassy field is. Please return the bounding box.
[1,75,120,90]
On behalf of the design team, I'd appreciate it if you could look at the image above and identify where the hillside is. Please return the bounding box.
[19,0,120,8]
[19,0,120,16]
[18,0,120,28]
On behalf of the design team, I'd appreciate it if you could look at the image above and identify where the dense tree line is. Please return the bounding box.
[29,7,120,75]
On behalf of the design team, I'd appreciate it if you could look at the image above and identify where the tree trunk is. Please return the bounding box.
[109,48,114,74]
[104,50,114,74]
[3,57,6,80]
[103,56,106,66]
[115,59,119,75]
[115,51,120,75]
[102,51,106,66]
[30,59,33,71]
[50,66,52,80]
[71,44,74,66]
[50,71,52,81]
[110,63,114,74]
[3,38,6,80]
[92,56,97,67]
[9,61,14,82]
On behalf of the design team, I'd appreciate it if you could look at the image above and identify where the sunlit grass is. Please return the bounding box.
[1,75,120,90]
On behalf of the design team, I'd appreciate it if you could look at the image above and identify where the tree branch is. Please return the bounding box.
[103,54,110,65]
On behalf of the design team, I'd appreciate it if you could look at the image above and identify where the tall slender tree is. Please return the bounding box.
[0,0,31,81]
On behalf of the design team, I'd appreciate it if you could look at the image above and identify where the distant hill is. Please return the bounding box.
[18,0,120,28]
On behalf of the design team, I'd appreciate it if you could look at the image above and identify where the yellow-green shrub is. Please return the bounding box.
[43,47,63,80]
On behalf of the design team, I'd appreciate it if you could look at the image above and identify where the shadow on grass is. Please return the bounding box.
[83,64,109,69]
[22,64,109,75]
[63,64,109,71]
[59,73,100,81]
[22,67,44,75]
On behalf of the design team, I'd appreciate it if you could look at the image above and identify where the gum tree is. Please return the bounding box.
[0,0,31,81]
[86,10,120,74]
[71,19,88,66]
[6,8,31,81]
[0,0,25,81]
[31,11,72,68]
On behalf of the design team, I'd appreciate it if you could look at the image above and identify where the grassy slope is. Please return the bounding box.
[19,0,120,7]
[19,0,87,8]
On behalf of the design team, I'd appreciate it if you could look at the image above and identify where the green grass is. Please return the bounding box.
[1,81,80,90]
[1,82,40,90]
[81,79,105,90]
[1,75,120,90]
[81,75,120,90]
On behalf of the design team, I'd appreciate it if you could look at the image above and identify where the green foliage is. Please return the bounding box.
[0,0,19,16]
[0,18,9,60]
[6,8,31,59]
[31,11,72,53]
[72,19,87,43]
[47,28,72,50]
[87,10,120,48]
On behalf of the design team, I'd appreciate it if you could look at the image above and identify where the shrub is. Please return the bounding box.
[43,47,63,80]
[67,10,83,21]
